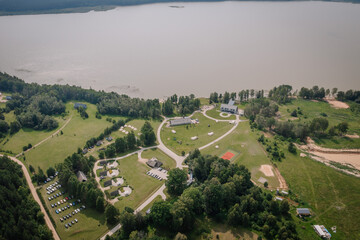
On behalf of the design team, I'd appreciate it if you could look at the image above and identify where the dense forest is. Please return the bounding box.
[0,155,53,240]
[104,150,299,239]
[1,0,360,15]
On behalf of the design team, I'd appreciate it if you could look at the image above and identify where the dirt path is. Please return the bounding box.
[0,154,60,240]
[273,167,288,190]
[16,115,73,157]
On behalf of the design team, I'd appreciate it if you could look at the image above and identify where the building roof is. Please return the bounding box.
[99,171,107,177]
[297,208,311,215]
[74,103,87,109]
[146,157,163,168]
[228,99,235,105]
[110,190,119,197]
[169,117,192,126]
[221,104,238,111]
[99,160,107,165]
[82,148,88,154]
[104,180,112,187]
[76,171,87,182]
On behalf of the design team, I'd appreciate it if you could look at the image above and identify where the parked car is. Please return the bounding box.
[75,219,78,223]
[65,224,68,228]
[55,210,59,214]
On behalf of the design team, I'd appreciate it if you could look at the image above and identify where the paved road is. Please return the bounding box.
[16,115,73,157]
[157,117,186,169]
[0,154,60,240]
[134,184,166,213]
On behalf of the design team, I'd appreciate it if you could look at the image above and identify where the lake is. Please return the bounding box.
[0,1,360,98]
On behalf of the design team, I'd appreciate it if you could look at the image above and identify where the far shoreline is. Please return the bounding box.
[0,0,359,16]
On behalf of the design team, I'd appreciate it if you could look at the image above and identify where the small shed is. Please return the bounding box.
[76,171,87,182]
[6,96,12,100]
[99,160,107,166]
[297,208,311,216]
[110,190,119,197]
[82,148,88,154]
[208,132,214,136]
[104,180,112,187]
[146,157,163,168]
[96,141,103,146]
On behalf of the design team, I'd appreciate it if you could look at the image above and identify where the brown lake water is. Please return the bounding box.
[0,1,360,98]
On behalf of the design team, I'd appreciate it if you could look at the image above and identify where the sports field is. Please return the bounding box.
[219,149,240,161]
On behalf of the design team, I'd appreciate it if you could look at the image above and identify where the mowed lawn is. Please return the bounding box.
[141,148,176,170]
[111,119,161,142]
[205,106,236,120]
[201,122,280,189]
[161,112,233,155]
[24,102,121,171]
[2,115,67,154]
[114,154,163,211]
[39,182,109,240]
[278,99,360,149]
[277,145,360,240]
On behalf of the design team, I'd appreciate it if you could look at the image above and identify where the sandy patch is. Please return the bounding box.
[327,99,349,109]
[112,178,124,187]
[310,151,360,170]
[107,169,119,178]
[107,161,118,169]
[259,164,274,176]
[345,134,359,139]
[119,186,132,197]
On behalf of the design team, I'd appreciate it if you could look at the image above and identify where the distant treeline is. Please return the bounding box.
[0,0,360,15]
[0,72,162,132]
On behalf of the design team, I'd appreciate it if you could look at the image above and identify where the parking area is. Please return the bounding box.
[147,168,168,181]
[43,179,87,230]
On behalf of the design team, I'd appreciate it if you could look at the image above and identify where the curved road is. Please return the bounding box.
[0,154,60,240]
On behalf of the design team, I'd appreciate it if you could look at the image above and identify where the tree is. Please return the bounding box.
[120,211,136,236]
[310,117,329,134]
[29,165,35,173]
[203,178,224,216]
[280,200,290,215]
[149,200,172,228]
[162,98,174,116]
[227,203,242,226]
[105,205,119,224]
[96,196,105,212]
[140,121,156,146]
[288,142,296,154]
[326,89,330,96]
[166,168,187,196]
[10,120,21,134]
[115,137,127,153]
[337,122,349,135]
[332,87,338,97]
[223,91,230,103]
[127,131,137,150]
[0,120,9,133]
[264,181,268,188]
[46,167,56,177]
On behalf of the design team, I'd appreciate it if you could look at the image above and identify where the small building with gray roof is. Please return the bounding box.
[76,171,87,182]
[169,118,192,127]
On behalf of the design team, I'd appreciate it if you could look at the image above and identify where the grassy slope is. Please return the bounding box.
[24,102,121,170]
[278,99,360,149]
[160,112,233,155]
[141,148,176,170]
[201,122,280,189]
[39,181,109,240]
[2,115,67,154]
[114,154,163,211]
[277,143,360,240]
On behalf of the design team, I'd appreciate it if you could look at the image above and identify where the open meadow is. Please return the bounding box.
[277,99,360,149]
[201,122,280,189]
[22,102,122,171]
[161,112,233,155]
[113,154,163,211]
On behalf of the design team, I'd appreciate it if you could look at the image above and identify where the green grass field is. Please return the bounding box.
[111,118,161,142]
[160,112,233,155]
[274,141,360,240]
[201,122,280,189]
[39,181,109,240]
[278,99,360,148]
[205,106,237,120]
[23,102,122,171]
[2,115,67,154]
[141,148,176,170]
[114,154,163,211]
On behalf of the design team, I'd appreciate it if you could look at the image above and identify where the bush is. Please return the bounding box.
[288,142,297,154]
